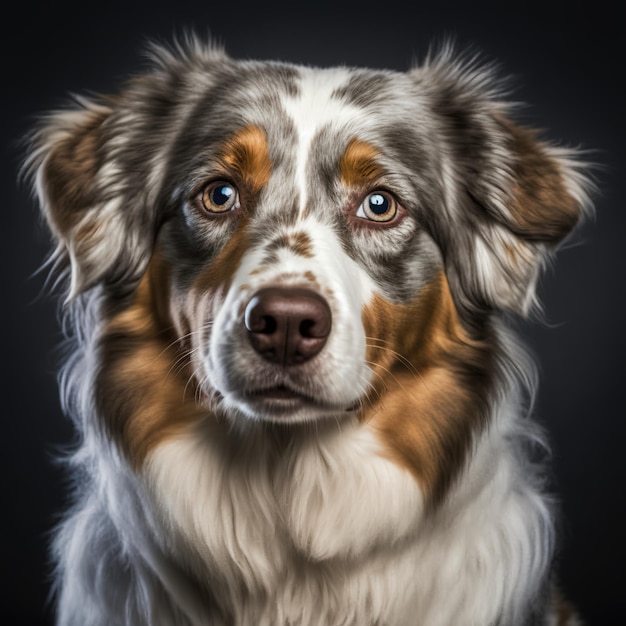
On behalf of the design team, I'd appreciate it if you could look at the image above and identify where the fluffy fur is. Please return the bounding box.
[27,37,592,625]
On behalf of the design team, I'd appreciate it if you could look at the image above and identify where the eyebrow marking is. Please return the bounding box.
[339,138,385,188]
[217,125,272,194]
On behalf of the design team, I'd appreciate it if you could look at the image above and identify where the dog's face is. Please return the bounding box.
[31,44,588,495]
[161,63,449,425]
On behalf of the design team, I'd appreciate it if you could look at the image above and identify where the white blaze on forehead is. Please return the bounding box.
[283,68,363,213]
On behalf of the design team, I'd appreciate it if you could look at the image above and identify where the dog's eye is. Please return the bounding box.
[200,181,240,214]
[356,191,398,223]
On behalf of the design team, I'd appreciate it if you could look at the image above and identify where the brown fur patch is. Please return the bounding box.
[361,272,493,506]
[217,124,272,195]
[499,117,580,242]
[96,202,248,468]
[96,253,205,468]
[339,138,385,188]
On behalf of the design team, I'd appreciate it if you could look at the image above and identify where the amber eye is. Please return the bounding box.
[356,191,398,223]
[200,181,240,214]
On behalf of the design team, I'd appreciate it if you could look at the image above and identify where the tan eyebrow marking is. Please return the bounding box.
[218,125,272,194]
[339,138,385,187]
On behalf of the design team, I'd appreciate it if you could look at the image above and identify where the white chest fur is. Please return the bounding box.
[145,413,551,626]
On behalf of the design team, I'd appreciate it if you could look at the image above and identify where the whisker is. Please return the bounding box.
[365,337,433,394]
[168,346,202,378]
[153,326,210,363]
[364,358,431,408]
[365,336,421,378]
[149,324,216,385]
[185,366,206,404]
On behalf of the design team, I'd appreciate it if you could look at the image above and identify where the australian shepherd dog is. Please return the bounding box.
[26,37,592,625]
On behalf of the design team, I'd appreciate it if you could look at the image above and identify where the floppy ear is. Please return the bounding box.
[26,96,159,300]
[25,39,231,301]
[414,54,592,315]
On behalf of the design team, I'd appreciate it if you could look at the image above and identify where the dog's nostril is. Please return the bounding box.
[244,287,332,366]
[258,315,277,335]
[299,319,315,338]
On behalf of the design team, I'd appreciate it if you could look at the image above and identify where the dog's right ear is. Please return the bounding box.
[25,38,231,301]
[26,95,159,301]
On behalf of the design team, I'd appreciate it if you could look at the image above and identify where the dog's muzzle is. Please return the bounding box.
[244,287,332,367]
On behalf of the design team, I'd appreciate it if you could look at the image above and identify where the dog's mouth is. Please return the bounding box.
[239,383,355,419]
[243,384,317,414]
[247,384,306,401]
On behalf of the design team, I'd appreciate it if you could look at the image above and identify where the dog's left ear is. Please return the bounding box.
[413,56,593,315]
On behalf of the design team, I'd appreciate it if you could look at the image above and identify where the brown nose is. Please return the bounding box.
[244,287,332,366]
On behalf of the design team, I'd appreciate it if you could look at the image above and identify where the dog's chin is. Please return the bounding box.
[223,385,358,424]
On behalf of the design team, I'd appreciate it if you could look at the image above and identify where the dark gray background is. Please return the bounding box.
[2,1,624,623]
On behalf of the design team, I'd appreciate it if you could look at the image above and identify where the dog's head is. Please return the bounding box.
[29,41,590,494]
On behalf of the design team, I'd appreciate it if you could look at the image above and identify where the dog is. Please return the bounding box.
[26,37,592,625]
